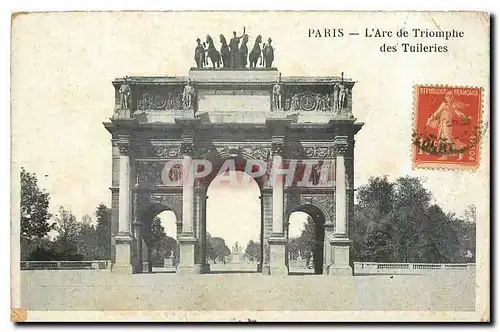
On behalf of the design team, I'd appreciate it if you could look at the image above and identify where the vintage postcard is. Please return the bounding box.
[10,11,490,322]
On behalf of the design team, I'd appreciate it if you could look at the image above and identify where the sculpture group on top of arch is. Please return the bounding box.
[194,27,275,69]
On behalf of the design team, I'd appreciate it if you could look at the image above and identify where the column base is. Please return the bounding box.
[261,265,270,275]
[114,233,133,274]
[270,266,288,276]
[200,262,210,273]
[176,265,202,275]
[177,234,200,275]
[329,236,352,276]
[112,263,134,274]
[269,236,287,276]
[327,265,353,276]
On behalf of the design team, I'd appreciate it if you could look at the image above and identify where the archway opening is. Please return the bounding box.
[205,169,262,273]
[140,208,179,273]
[287,206,325,275]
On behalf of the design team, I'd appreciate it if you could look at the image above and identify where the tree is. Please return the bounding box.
[20,168,54,240]
[206,234,230,263]
[244,240,260,262]
[288,216,316,265]
[352,175,476,264]
[94,204,112,259]
[53,207,83,260]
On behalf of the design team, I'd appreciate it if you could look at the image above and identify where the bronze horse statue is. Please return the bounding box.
[205,35,221,68]
[219,34,230,68]
[249,35,263,68]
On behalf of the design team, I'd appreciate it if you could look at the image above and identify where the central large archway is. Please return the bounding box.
[204,163,263,273]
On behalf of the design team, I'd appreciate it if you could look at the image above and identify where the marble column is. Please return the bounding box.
[195,189,209,273]
[268,137,288,275]
[113,135,133,274]
[329,136,352,276]
[177,137,200,274]
[132,221,143,273]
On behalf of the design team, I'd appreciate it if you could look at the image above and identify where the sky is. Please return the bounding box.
[11,12,489,247]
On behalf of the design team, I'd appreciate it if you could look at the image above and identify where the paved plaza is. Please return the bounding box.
[21,269,475,311]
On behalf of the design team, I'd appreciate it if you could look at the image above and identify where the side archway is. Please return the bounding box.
[286,203,326,275]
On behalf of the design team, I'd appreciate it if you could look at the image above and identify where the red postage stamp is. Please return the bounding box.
[412,85,483,170]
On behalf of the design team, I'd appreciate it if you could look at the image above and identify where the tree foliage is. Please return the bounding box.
[53,207,83,260]
[20,168,54,240]
[352,176,476,263]
[22,203,113,261]
[206,233,231,263]
[244,240,261,261]
[288,216,315,264]
[143,217,179,267]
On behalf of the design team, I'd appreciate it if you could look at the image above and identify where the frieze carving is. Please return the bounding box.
[289,91,331,112]
[243,147,271,161]
[181,142,194,155]
[285,143,336,159]
[132,145,181,159]
[198,145,271,162]
[136,86,183,111]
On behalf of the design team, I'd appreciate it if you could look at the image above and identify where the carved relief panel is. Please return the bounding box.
[136,85,184,111]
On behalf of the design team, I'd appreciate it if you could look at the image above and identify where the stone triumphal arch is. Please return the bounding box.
[104,67,363,275]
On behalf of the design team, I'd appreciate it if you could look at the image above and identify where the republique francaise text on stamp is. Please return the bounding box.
[412,85,483,170]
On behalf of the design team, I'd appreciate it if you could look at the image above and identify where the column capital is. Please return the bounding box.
[181,136,194,156]
[333,136,349,156]
[117,135,131,155]
[271,136,285,156]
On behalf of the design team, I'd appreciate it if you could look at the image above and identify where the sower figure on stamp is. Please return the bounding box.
[427,90,471,160]
[182,79,195,109]
[229,27,246,68]
[119,77,131,110]
[272,74,282,110]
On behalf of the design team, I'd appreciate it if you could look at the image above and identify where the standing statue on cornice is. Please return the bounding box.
[229,27,246,68]
[263,38,275,68]
[272,74,283,110]
[182,79,195,109]
[119,77,131,110]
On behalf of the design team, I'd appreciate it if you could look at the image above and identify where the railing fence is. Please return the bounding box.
[20,260,111,271]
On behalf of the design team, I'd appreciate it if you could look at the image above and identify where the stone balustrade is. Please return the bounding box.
[20,260,112,271]
[353,262,475,275]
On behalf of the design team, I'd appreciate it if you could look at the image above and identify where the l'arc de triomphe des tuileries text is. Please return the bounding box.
[104,40,363,276]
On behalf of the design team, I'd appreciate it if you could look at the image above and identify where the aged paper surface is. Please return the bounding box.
[11,11,490,322]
